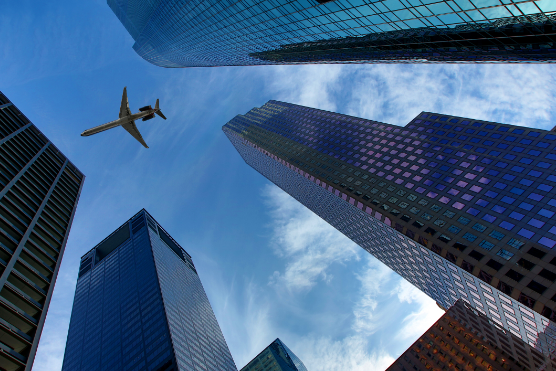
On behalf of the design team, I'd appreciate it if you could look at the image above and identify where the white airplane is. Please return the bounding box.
[81,87,166,148]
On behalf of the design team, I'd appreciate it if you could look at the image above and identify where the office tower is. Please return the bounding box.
[240,338,307,371]
[387,300,554,371]
[107,0,556,67]
[223,101,556,357]
[0,92,84,371]
[62,209,236,371]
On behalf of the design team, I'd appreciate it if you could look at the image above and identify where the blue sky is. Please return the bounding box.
[2,1,556,370]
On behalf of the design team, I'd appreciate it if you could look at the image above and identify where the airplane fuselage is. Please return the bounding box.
[81,109,158,137]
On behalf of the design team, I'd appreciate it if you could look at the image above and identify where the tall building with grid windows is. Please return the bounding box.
[108,0,556,67]
[223,100,556,358]
[62,209,237,371]
[387,300,555,370]
[240,338,307,371]
[0,92,84,371]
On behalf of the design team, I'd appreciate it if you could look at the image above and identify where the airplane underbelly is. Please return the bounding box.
[81,119,126,136]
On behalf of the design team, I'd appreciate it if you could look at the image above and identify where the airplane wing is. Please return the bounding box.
[119,87,131,118]
[121,121,149,148]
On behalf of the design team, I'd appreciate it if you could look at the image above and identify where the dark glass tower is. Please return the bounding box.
[0,92,84,371]
[387,300,554,371]
[223,101,556,356]
[62,209,237,371]
[107,0,556,67]
[240,338,307,371]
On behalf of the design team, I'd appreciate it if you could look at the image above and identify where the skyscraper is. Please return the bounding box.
[0,92,84,371]
[62,209,237,371]
[240,338,307,371]
[107,0,556,67]
[223,101,556,357]
[387,300,554,371]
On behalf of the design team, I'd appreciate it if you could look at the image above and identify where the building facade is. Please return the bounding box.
[387,300,554,371]
[240,338,308,371]
[108,0,556,67]
[223,101,556,357]
[0,92,84,371]
[62,209,237,371]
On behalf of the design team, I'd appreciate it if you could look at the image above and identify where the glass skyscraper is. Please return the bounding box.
[62,209,236,371]
[223,101,556,357]
[108,0,556,67]
[388,300,554,370]
[0,92,84,371]
[240,338,308,371]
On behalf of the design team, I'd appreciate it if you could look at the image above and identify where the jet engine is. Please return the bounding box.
[142,113,155,121]
[139,105,152,112]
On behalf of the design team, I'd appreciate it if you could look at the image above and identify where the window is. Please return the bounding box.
[518,202,534,211]
[518,228,535,239]
[510,187,525,195]
[462,233,477,242]
[527,281,547,294]
[458,216,471,225]
[472,223,486,232]
[448,225,461,234]
[491,205,506,214]
[539,269,556,282]
[505,269,524,282]
[469,250,485,261]
[496,249,514,260]
[527,247,546,259]
[479,240,495,251]
[507,239,525,250]
[486,259,503,270]
[489,231,505,240]
[501,196,515,204]
[509,212,524,221]
[528,218,545,228]
[517,258,535,270]
[499,221,515,231]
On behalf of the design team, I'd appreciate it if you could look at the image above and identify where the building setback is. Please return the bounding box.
[107,0,556,67]
[387,300,555,371]
[240,338,308,371]
[223,101,556,357]
[62,209,237,371]
[0,92,84,371]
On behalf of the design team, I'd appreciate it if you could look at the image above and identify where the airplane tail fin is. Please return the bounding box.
[155,99,167,120]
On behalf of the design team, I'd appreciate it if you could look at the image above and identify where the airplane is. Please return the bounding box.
[81,87,166,148]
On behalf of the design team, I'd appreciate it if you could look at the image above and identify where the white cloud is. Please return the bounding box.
[294,335,395,371]
[394,280,445,342]
[352,259,394,335]
[346,64,556,129]
[264,184,360,292]
[262,184,444,371]
[263,64,345,112]
[263,64,556,130]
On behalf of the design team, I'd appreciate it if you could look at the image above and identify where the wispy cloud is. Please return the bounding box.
[263,64,345,112]
[264,184,360,292]
[394,280,445,342]
[262,185,444,370]
[352,259,394,335]
[263,64,556,130]
[293,335,395,371]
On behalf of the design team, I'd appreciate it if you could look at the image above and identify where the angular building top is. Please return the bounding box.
[108,0,556,67]
[63,209,237,371]
[0,91,84,371]
[240,338,308,371]
[223,101,556,356]
[387,300,555,371]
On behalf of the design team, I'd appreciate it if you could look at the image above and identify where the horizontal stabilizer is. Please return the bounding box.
[156,110,167,120]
